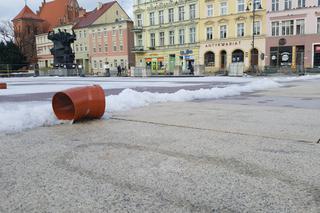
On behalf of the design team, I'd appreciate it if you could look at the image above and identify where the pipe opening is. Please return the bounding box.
[52,92,76,120]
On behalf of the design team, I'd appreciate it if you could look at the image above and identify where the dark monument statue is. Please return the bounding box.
[48,29,76,69]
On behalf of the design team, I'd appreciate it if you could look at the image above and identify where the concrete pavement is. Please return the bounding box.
[0,80,320,212]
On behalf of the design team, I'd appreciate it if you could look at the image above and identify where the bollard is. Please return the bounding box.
[52,85,106,122]
[0,83,7,89]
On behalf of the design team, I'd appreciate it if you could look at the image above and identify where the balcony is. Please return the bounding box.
[132,46,145,53]
[132,26,143,33]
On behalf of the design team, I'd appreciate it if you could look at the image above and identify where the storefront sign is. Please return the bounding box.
[205,41,241,48]
[184,55,194,60]
[180,49,193,55]
[157,57,164,62]
[278,38,287,46]
[282,53,289,62]
[315,45,320,53]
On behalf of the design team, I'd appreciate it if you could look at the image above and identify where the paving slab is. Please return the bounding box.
[0,80,320,212]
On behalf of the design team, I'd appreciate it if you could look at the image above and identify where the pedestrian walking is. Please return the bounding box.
[117,65,122,76]
[189,64,194,75]
[104,62,110,77]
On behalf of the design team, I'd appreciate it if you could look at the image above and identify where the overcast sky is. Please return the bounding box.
[0,0,133,21]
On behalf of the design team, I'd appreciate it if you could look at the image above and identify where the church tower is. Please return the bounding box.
[12,5,44,63]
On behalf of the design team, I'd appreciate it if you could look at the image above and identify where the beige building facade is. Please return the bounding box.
[198,0,267,73]
[133,0,200,75]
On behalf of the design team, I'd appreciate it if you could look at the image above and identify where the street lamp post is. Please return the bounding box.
[247,1,262,74]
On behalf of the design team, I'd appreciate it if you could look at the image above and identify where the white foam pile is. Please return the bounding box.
[0,75,319,134]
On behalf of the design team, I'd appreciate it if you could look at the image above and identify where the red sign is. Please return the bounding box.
[315,45,320,53]
[157,57,164,62]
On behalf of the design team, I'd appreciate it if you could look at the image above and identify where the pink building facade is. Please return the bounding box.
[266,0,320,70]
[88,21,135,74]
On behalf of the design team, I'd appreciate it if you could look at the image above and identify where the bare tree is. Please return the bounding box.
[0,20,14,42]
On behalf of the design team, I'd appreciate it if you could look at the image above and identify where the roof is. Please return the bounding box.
[37,0,69,30]
[73,1,116,29]
[12,5,43,21]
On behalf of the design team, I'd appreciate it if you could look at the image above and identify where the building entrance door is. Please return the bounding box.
[251,48,259,68]
[169,54,176,73]
[220,50,227,69]
[296,46,305,73]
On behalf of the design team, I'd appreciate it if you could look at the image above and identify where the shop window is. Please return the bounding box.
[314,45,320,68]
[232,49,244,62]
[205,51,215,66]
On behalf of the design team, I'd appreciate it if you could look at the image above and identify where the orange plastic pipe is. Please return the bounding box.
[0,83,7,89]
[52,85,106,122]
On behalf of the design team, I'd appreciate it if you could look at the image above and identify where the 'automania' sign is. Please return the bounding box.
[205,41,241,48]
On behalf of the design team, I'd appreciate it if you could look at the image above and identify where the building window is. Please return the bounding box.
[237,23,244,37]
[112,28,116,36]
[284,0,292,10]
[189,27,196,43]
[104,43,108,52]
[137,34,143,46]
[159,32,165,46]
[220,2,228,15]
[204,51,215,66]
[254,0,262,10]
[94,60,97,69]
[271,21,280,36]
[298,0,305,8]
[169,31,175,45]
[206,27,213,40]
[253,21,261,35]
[150,33,155,47]
[190,4,196,20]
[137,14,142,27]
[113,41,117,51]
[317,18,320,34]
[220,25,227,39]
[207,4,213,17]
[159,10,164,25]
[282,20,294,35]
[296,19,305,35]
[149,12,155,26]
[179,6,185,21]
[272,0,279,11]
[237,0,245,12]
[99,60,103,69]
[179,29,185,45]
[168,8,174,23]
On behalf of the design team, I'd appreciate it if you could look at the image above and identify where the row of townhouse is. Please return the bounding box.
[36,1,135,75]
[133,0,320,74]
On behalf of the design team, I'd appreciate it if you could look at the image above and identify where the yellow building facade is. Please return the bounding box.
[198,0,267,73]
[133,0,200,75]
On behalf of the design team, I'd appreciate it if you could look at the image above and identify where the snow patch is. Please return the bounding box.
[106,78,280,112]
[0,102,62,134]
[1,75,319,134]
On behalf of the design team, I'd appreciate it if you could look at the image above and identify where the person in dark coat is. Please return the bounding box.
[189,64,194,75]
[117,65,122,76]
